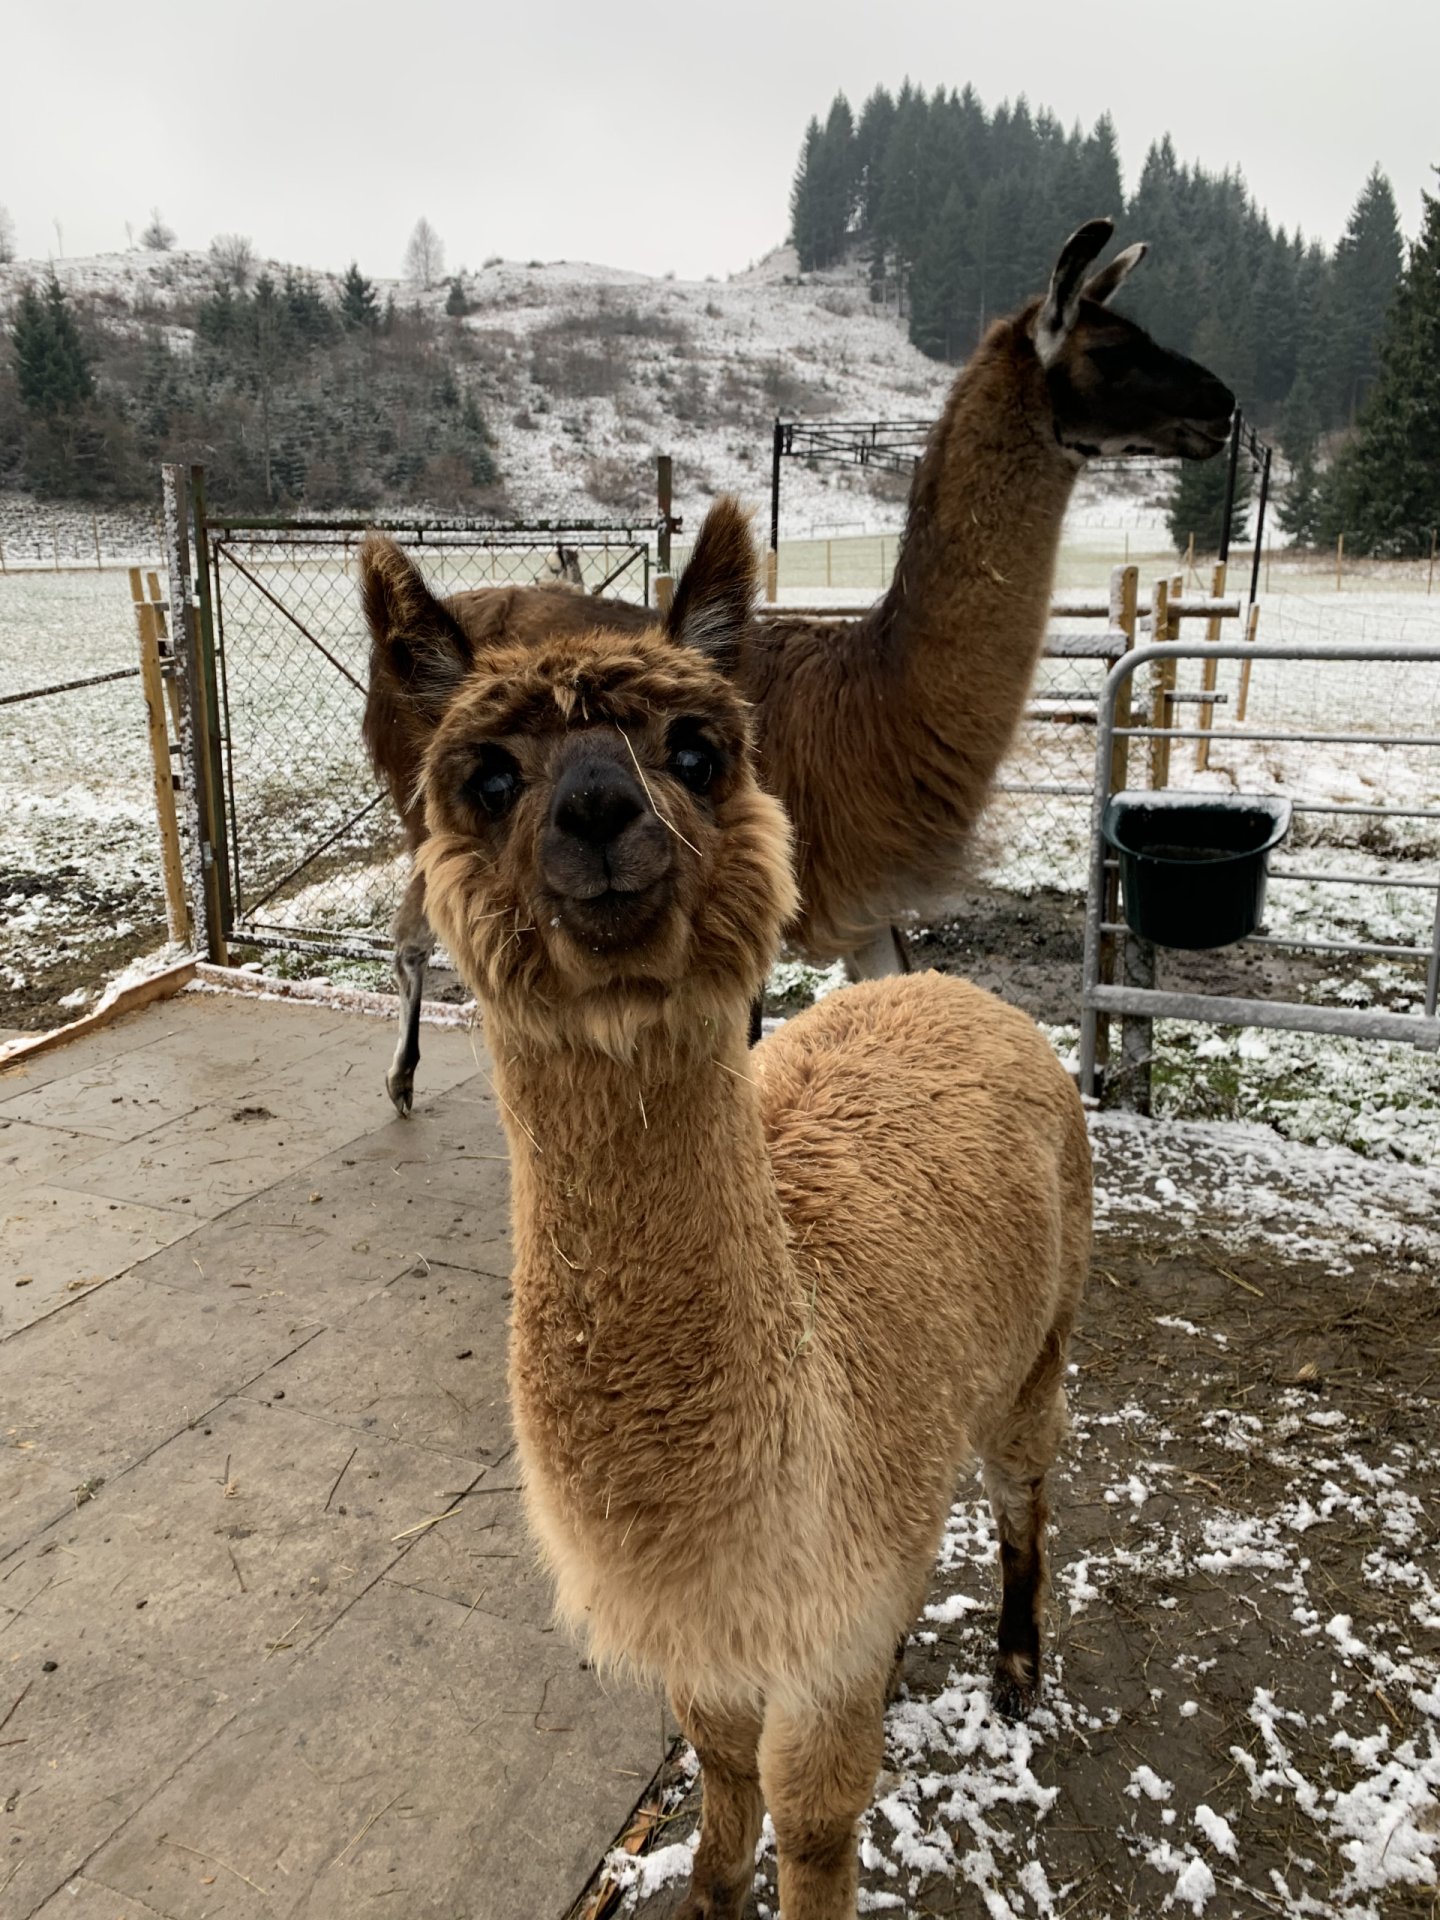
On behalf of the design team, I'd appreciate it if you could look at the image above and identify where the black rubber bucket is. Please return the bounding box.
[1103,792,1293,950]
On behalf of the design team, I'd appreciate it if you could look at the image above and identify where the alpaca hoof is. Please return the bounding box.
[991,1656,1039,1723]
[674,1879,748,1920]
[386,1069,414,1118]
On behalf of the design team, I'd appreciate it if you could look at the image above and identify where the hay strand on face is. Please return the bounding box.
[615,725,701,857]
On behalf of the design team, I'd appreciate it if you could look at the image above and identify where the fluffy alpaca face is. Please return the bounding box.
[416,502,797,1048]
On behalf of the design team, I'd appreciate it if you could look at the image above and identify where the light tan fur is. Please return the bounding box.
[363,221,1232,1112]
[417,499,1092,1920]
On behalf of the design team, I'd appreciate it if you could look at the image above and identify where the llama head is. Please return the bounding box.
[1029,218,1235,461]
[417,498,796,1053]
[358,533,471,725]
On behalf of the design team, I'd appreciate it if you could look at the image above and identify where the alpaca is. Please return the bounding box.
[416,498,1092,1920]
[363,217,1233,1112]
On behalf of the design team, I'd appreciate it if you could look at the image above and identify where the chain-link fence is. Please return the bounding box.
[207,522,652,962]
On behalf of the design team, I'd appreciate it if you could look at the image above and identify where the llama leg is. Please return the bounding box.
[387,870,434,1118]
[842,924,909,982]
[669,1692,764,1920]
[981,1331,1069,1720]
[759,1679,886,1920]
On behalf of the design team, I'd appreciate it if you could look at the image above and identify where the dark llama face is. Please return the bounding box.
[1030,218,1236,460]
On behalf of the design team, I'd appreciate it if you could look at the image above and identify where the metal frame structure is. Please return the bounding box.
[766,409,1274,578]
[1078,639,1440,1100]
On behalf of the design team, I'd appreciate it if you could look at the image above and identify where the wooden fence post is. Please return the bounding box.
[131,567,189,943]
[1336,532,1345,591]
[1236,602,1262,722]
[765,548,778,602]
[1194,559,1227,772]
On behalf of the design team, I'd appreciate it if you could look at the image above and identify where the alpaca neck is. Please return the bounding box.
[875,317,1080,726]
[490,1007,800,1458]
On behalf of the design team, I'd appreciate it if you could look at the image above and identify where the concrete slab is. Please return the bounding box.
[46,1098,378,1217]
[0,1049,201,1142]
[384,1480,551,1630]
[0,1639,234,1920]
[2,1394,488,1699]
[84,1580,662,1920]
[0,1278,325,1558]
[0,988,658,1920]
[1,1185,191,1335]
[29,1877,178,1919]
[0,1115,109,1202]
[243,1265,514,1465]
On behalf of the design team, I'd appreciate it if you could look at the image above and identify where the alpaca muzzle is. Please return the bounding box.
[540,749,674,950]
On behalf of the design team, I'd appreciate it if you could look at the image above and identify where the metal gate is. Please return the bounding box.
[161,465,652,965]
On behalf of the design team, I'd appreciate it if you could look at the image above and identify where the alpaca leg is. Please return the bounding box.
[886,1568,932,1704]
[669,1692,764,1920]
[387,870,434,1118]
[759,1678,886,1920]
[981,1331,1069,1721]
[842,924,910,982]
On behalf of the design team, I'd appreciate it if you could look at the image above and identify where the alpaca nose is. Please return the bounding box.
[550,760,645,850]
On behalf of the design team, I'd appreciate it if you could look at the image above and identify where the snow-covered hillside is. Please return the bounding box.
[0,243,959,535]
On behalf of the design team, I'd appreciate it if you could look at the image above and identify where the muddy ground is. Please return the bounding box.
[578,1228,1440,1920]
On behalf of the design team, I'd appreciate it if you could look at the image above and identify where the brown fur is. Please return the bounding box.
[363,219,1232,1109]
[417,498,1092,1920]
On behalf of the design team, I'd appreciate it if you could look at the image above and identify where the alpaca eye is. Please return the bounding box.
[465,747,522,820]
[667,724,719,795]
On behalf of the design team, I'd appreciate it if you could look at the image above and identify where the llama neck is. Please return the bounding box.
[874,319,1080,731]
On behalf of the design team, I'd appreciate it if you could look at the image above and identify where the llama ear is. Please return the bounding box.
[1035,217,1115,366]
[359,532,470,720]
[1083,241,1148,307]
[666,496,756,675]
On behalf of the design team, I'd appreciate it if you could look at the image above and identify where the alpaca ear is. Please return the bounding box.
[359,533,470,721]
[1083,241,1148,308]
[666,496,756,675]
[1035,217,1115,367]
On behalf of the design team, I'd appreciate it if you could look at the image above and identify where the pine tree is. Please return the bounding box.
[1317,173,1440,556]
[790,117,825,270]
[445,276,469,318]
[1326,168,1404,422]
[340,262,379,331]
[0,205,15,264]
[1167,448,1252,555]
[13,275,94,415]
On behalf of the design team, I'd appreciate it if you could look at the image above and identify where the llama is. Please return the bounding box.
[364,217,1233,1112]
[416,498,1092,1920]
[540,542,585,589]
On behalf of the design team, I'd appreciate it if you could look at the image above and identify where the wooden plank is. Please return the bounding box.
[0,962,197,1072]
[1236,602,1262,722]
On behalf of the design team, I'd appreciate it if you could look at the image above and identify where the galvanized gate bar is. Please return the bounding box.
[1078,639,1440,1099]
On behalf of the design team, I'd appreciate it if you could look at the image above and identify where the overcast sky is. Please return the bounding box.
[2,0,1434,281]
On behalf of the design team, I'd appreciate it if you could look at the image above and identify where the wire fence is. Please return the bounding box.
[0,623,163,1029]
[209,525,652,960]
